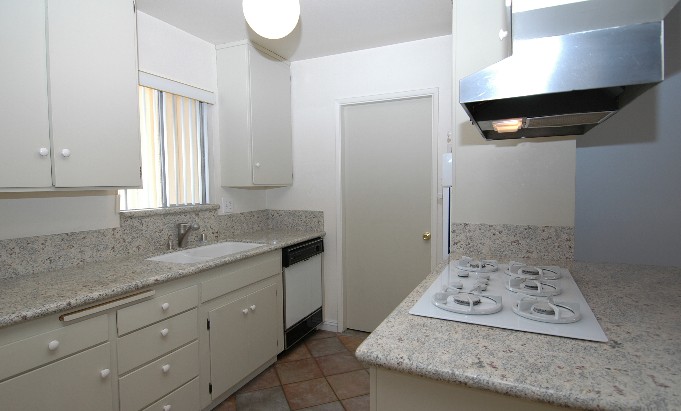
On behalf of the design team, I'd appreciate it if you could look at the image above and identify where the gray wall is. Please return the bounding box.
[574,11,681,267]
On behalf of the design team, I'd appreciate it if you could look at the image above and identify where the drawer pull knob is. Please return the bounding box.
[39,147,49,157]
[160,328,169,337]
[161,364,171,373]
[48,340,60,351]
[250,305,256,311]
[242,308,249,315]
[100,369,111,379]
[161,302,170,311]
[163,405,172,411]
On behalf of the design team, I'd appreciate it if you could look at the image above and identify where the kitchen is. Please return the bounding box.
[1,0,680,410]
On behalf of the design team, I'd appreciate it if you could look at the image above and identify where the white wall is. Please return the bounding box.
[266,36,453,330]
[452,0,575,227]
[137,12,217,93]
[574,1,681,267]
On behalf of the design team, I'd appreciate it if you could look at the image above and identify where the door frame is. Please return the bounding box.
[335,88,440,332]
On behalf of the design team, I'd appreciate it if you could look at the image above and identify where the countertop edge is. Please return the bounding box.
[0,230,325,329]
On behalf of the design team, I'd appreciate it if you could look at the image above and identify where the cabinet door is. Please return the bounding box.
[0,0,52,188]
[208,295,250,398]
[47,0,141,187]
[0,343,113,411]
[249,48,293,186]
[247,283,280,371]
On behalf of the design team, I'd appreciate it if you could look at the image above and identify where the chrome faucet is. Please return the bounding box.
[177,222,200,248]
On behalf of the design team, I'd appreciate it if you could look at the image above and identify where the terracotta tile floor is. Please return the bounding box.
[213,329,370,411]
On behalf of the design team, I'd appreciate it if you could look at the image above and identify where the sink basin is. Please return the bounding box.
[148,242,265,264]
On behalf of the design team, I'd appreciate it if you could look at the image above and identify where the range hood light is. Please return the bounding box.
[492,118,524,133]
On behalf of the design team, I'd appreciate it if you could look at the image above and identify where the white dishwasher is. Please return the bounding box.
[282,238,323,349]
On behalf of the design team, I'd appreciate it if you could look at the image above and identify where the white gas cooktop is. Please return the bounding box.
[409,259,608,342]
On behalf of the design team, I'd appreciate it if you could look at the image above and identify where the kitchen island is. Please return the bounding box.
[355,256,681,410]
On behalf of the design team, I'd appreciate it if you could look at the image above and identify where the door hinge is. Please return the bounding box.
[209,383,213,394]
[133,1,136,12]
[207,319,211,330]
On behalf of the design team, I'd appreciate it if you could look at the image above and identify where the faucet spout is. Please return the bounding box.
[177,222,200,248]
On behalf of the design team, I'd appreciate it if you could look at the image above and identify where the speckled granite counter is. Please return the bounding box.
[355,256,681,410]
[0,230,324,329]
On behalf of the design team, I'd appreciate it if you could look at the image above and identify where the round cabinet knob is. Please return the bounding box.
[161,364,171,373]
[60,149,71,158]
[254,162,261,168]
[39,147,49,157]
[160,328,169,337]
[161,302,170,311]
[100,369,111,379]
[250,305,256,312]
[48,340,60,351]
[499,29,508,40]
[242,308,249,315]
[163,405,172,411]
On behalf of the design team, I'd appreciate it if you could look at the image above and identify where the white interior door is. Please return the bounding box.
[343,95,435,332]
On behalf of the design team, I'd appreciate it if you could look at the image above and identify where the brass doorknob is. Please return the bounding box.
[423,232,431,241]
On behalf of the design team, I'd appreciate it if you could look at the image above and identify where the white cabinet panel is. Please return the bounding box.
[217,42,292,188]
[0,0,52,188]
[208,282,280,399]
[249,48,293,185]
[0,343,113,411]
[47,0,141,187]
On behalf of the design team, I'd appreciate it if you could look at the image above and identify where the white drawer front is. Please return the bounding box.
[118,285,198,336]
[0,342,113,411]
[0,314,108,381]
[141,377,200,411]
[119,341,199,411]
[118,308,198,374]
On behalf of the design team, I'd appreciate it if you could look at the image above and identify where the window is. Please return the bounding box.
[119,86,209,210]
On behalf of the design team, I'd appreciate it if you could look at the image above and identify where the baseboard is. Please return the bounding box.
[318,320,339,332]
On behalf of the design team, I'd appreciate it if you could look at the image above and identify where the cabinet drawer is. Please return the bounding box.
[0,314,108,381]
[118,285,198,336]
[119,341,199,411]
[0,342,112,411]
[118,309,198,374]
[201,252,281,302]
[142,377,199,411]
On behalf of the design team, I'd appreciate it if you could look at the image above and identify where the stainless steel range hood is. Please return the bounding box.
[460,16,666,140]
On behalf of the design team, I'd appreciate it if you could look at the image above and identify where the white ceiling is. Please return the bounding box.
[135,0,453,61]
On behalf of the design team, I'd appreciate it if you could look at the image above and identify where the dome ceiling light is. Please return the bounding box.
[242,0,301,40]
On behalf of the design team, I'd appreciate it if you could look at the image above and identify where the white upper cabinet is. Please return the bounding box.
[0,0,52,188]
[217,42,293,188]
[0,0,141,190]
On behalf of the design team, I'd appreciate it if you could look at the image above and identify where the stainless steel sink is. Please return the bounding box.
[147,242,265,264]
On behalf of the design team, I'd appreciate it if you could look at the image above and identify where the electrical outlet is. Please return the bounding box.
[221,197,234,213]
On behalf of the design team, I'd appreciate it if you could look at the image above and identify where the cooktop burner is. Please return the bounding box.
[432,291,502,315]
[456,256,498,273]
[506,262,562,280]
[410,259,608,342]
[514,296,581,324]
[507,277,561,297]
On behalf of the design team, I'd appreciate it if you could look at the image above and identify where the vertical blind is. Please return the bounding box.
[119,86,208,210]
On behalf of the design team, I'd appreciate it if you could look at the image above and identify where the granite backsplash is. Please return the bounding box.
[451,223,574,262]
[0,206,323,279]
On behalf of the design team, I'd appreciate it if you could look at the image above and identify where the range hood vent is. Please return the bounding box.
[460,18,667,140]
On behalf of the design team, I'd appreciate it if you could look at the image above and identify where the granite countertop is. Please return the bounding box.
[355,256,681,410]
[0,229,324,329]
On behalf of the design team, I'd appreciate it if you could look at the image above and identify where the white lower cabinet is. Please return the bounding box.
[208,282,280,398]
[119,341,199,411]
[0,251,284,411]
[0,342,113,411]
[142,378,200,411]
